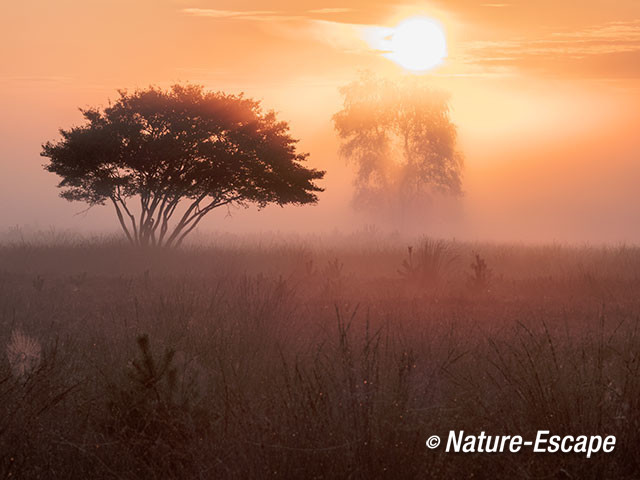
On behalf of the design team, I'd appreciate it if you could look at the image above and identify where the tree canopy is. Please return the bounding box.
[333,73,463,218]
[42,84,325,247]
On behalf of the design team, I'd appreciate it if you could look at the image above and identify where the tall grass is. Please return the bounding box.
[0,235,639,478]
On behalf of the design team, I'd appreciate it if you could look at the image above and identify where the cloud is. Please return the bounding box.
[181,6,370,54]
[182,7,355,21]
[460,20,640,77]
[181,8,285,20]
[307,8,354,14]
[551,20,640,42]
[308,20,371,52]
[181,8,353,23]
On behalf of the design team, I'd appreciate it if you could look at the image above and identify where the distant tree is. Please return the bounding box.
[333,73,463,218]
[42,84,325,247]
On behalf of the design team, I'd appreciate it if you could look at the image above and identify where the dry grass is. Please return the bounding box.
[0,234,639,478]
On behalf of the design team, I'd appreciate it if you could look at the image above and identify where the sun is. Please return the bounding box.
[383,17,447,72]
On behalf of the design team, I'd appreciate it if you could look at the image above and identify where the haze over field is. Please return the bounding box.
[5,4,640,478]
[2,0,640,242]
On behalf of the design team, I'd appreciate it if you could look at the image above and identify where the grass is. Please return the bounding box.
[0,234,639,478]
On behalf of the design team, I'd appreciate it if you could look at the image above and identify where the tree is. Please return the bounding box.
[333,73,463,220]
[42,84,325,247]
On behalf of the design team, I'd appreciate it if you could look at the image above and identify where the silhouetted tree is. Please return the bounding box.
[333,73,463,218]
[42,84,325,247]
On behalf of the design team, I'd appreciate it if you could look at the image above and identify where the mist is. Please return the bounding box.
[2,77,639,245]
[5,3,640,478]
[3,0,640,244]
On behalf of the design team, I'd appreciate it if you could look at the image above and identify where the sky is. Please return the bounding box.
[1,0,640,242]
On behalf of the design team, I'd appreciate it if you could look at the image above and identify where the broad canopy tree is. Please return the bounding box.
[333,73,463,218]
[42,84,324,247]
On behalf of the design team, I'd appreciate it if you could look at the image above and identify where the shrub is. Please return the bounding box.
[467,252,492,292]
[398,238,458,287]
[102,334,211,478]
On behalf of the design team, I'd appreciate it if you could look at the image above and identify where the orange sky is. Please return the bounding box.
[1,0,640,242]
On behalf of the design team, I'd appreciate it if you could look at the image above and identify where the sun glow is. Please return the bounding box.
[367,17,448,72]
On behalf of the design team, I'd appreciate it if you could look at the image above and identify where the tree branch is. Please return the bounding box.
[172,196,240,247]
[164,193,207,247]
[116,195,138,245]
[109,196,134,245]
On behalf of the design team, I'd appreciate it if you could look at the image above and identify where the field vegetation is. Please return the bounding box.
[1,231,639,478]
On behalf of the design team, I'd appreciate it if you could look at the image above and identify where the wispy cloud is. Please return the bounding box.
[551,20,640,42]
[182,7,355,21]
[460,20,640,76]
[180,6,369,53]
[181,8,285,20]
[307,8,354,14]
